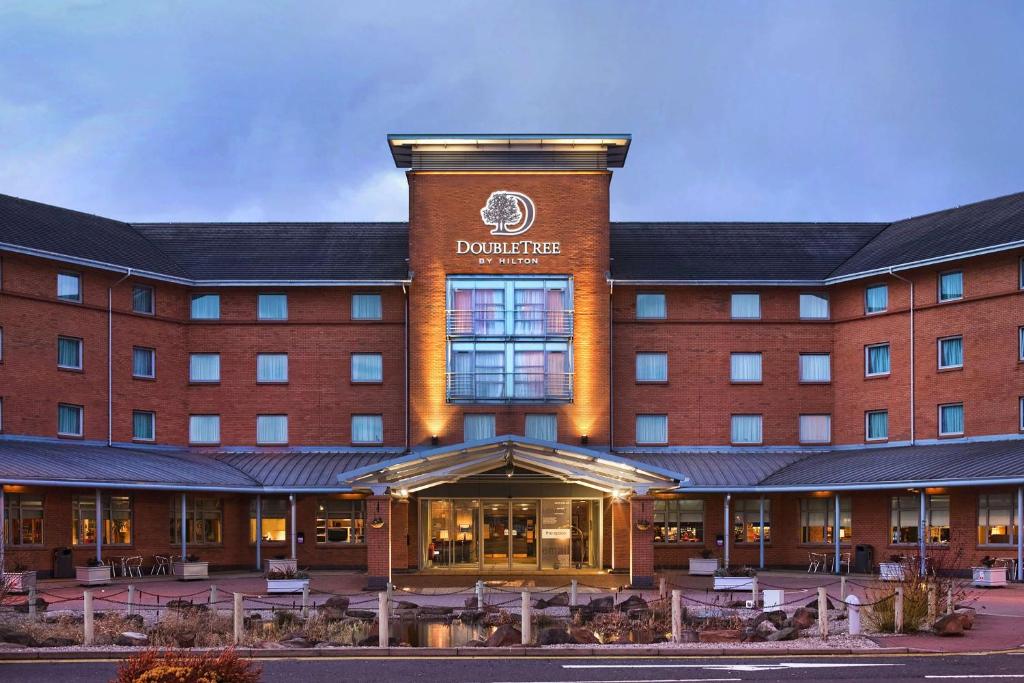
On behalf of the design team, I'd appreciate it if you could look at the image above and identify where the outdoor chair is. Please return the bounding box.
[124,555,144,578]
[832,551,852,573]
[806,552,823,572]
[152,555,170,575]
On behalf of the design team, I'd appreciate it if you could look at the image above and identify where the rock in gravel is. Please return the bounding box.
[545,592,570,607]
[115,631,150,647]
[281,636,315,648]
[750,610,786,630]
[0,626,33,646]
[954,607,976,630]
[396,600,419,611]
[321,596,350,619]
[805,597,835,610]
[33,635,78,648]
[538,628,575,645]
[569,627,600,644]
[588,595,615,613]
[616,594,648,612]
[766,626,799,641]
[357,635,398,647]
[790,607,817,630]
[14,598,47,614]
[463,638,486,647]
[346,609,376,620]
[484,624,523,647]
[933,613,965,637]
[742,629,767,643]
[699,629,743,643]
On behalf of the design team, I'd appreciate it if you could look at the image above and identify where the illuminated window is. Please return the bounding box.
[978,494,1019,546]
[250,498,288,543]
[170,496,223,544]
[800,497,851,544]
[653,499,703,543]
[72,494,132,546]
[4,494,44,546]
[732,499,770,544]
[890,495,950,545]
[316,499,366,544]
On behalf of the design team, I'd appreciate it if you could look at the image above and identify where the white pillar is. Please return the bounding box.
[233,593,243,644]
[180,493,187,560]
[919,490,927,577]
[289,494,297,560]
[834,494,841,575]
[845,594,861,635]
[378,592,390,647]
[723,493,731,568]
[758,495,765,570]
[0,485,6,574]
[671,589,682,643]
[95,489,103,563]
[1017,486,1023,583]
[83,590,95,645]
[255,495,263,570]
[521,591,532,645]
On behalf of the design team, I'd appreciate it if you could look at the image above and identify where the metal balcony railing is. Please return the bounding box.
[446,372,574,402]
[446,309,574,338]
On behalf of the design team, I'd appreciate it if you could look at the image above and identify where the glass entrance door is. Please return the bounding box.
[482,501,510,568]
[451,500,479,567]
[510,501,538,569]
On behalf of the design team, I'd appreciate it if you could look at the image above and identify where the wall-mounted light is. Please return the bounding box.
[431,435,439,446]
[580,434,589,446]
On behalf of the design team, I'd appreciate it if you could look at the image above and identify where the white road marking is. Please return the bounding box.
[490,679,741,683]
[925,676,1024,679]
[564,662,902,672]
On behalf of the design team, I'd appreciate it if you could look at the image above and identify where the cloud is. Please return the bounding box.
[324,170,408,222]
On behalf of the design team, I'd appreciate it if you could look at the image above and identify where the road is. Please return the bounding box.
[1,653,1023,682]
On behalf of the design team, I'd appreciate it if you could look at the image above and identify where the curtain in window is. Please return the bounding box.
[940,337,963,367]
[867,411,888,439]
[866,285,888,312]
[636,414,668,444]
[799,293,829,319]
[867,345,890,374]
[352,294,382,320]
[731,415,762,444]
[190,354,220,381]
[351,415,383,443]
[133,412,154,440]
[464,414,496,441]
[940,404,964,434]
[514,350,545,398]
[525,414,557,441]
[636,293,666,319]
[258,294,288,320]
[731,353,762,382]
[514,289,545,335]
[133,287,153,313]
[474,289,504,335]
[475,351,504,398]
[189,416,220,443]
[257,415,287,444]
[351,353,382,382]
[57,273,80,300]
[940,272,963,300]
[546,351,567,398]
[800,415,831,443]
[799,354,831,382]
[452,289,473,334]
[731,293,760,319]
[191,294,220,319]
[58,337,81,368]
[58,405,81,435]
[450,351,473,398]
[257,354,288,382]
[546,289,566,334]
[636,353,668,382]
[132,348,153,377]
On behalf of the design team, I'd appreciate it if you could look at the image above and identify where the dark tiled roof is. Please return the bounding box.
[131,222,409,281]
[626,451,808,487]
[214,450,400,488]
[609,222,886,281]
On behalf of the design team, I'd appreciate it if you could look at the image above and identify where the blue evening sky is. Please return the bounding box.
[1,1,1022,224]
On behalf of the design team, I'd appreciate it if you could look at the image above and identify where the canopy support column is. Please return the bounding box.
[180,493,187,560]
[758,495,765,570]
[723,493,731,569]
[919,490,927,577]
[1017,486,1023,582]
[255,495,263,571]
[835,494,842,575]
[95,489,103,563]
[290,494,297,561]
[0,485,6,573]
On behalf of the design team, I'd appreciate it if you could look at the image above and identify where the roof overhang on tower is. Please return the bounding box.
[387,133,631,170]
[340,435,680,495]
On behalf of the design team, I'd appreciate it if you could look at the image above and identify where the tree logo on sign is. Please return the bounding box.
[480,191,535,236]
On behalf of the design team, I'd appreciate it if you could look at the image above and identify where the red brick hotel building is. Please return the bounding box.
[0,134,1022,588]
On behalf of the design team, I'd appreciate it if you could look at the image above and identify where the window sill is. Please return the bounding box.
[865,438,889,444]
[56,298,83,305]
[731,442,763,447]
[730,381,763,386]
[799,441,832,446]
[57,366,84,373]
[132,310,155,317]
[257,443,289,447]
[132,375,156,381]
[636,380,669,385]
[887,544,950,550]
[57,434,84,440]
[653,542,705,546]
[351,381,384,386]
[937,433,964,439]
[132,438,155,444]
[189,381,221,386]
[798,381,831,386]
[937,298,963,304]
[865,310,887,316]
[190,443,221,447]
[256,381,289,386]
[256,319,289,323]
[865,373,890,380]
[352,443,384,447]
[937,366,963,373]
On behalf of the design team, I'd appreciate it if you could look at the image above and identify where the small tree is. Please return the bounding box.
[481,192,522,234]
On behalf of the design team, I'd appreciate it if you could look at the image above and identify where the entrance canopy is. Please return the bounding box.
[340,435,682,495]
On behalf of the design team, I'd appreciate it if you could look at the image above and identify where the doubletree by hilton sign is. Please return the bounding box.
[456,191,561,265]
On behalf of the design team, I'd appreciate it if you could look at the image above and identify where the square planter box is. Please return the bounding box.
[879,562,904,581]
[76,565,112,586]
[3,571,37,594]
[688,558,721,576]
[972,566,1008,588]
[713,576,755,591]
[172,561,209,581]
[266,578,309,594]
[264,558,298,574]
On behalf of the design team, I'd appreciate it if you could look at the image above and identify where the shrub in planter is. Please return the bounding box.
[114,648,260,683]
[712,566,757,578]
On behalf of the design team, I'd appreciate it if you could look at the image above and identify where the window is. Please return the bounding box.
[316,499,366,544]
[250,497,288,542]
[938,271,963,302]
[352,293,382,320]
[799,414,831,444]
[978,494,1019,545]
[463,413,495,441]
[57,272,81,302]
[939,403,964,436]
[525,414,557,441]
[256,353,288,383]
[1020,397,1024,431]
[351,353,383,383]
[653,499,703,543]
[866,410,889,441]
[58,403,83,437]
[256,415,288,445]
[352,414,384,444]
[799,353,831,383]
[730,293,760,319]
[189,415,220,444]
[733,499,771,544]
[1020,327,1024,361]
[636,414,668,445]
[132,347,155,378]
[257,293,288,320]
[189,353,220,382]
[4,494,44,545]
[170,496,222,544]
[938,336,963,369]
[730,352,762,382]
[731,415,763,445]
[635,352,668,383]
[72,494,132,545]
[800,497,851,544]
[190,294,220,320]
[890,495,950,544]
[865,284,888,313]
[57,336,82,370]
[132,410,155,441]
[636,293,666,319]
[799,293,830,320]
[865,343,891,376]
[132,285,154,314]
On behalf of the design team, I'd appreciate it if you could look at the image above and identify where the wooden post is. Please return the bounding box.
[27,587,37,619]
[476,580,485,610]
[946,586,954,615]
[894,586,904,634]
[927,585,937,625]
[233,593,243,644]
[301,583,310,619]
[840,576,847,602]
[659,576,666,600]
[127,585,136,616]
[817,586,828,638]
[378,592,389,647]
[209,584,217,607]
[83,590,95,646]
[671,589,682,643]
[570,579,578,607]
[521,591,532,645]
[751,576,758,607]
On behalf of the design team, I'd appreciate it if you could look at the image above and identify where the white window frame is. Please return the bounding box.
[938,270,963,302]
[730,414,763,445]
[730,352,763,383]
[636,292,667,320]
[351,293,383,321]
[352,414,385,444]
[256,414,288,445]
[189,415,221,445]
[938,403,964,437]
[57,336,83,370]
[132,346,156,379]
[1019,397,1024,431]
[189,353,221,383]
[865,410,889,442]
[799,292,830,320]
[865,343,891,377]
[524,414,558,442]
[635,352,668,383]
[57,403,83,437]
[799,414,832,444]
[132,285,155,315]
[132,410,156,442]
[730,292,761,320]
[1019,327,1024,361]
[190,293,221,320]
[635,414,669,445]
[865,283,888,314]
[257,293,288,321]
[351,353,384,383]
[57,271,81,303]
[256,353,289,383]
[937,335,963,370]
[798,353,831,383]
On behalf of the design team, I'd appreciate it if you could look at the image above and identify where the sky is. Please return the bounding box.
[1,1,1022,224]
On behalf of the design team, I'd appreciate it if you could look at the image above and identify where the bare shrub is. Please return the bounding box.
[114,648,261,683]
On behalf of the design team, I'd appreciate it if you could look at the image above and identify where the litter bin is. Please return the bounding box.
[53,547,74,579]
[854,544,874,574]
